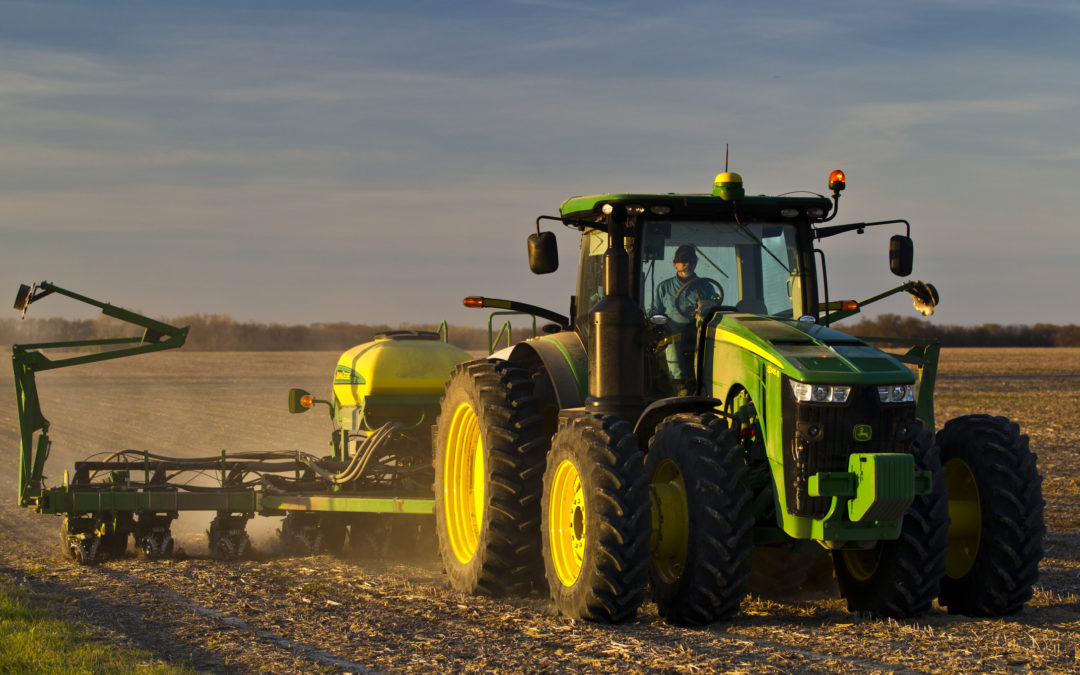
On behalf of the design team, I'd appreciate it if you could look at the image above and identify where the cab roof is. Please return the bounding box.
[559,192,832,222]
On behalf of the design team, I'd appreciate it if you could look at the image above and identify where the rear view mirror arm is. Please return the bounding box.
[814,219,910,240]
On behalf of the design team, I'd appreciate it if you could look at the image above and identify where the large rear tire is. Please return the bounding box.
[434,359,547,596]
[542,413,651,623]
[936,414,1044,616]
[833,424,949,618]
[646,413,753,625]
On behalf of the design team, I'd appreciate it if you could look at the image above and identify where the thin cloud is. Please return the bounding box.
[510,0,610,14]
[1,2,1076,326]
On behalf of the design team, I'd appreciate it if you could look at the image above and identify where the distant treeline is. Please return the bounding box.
[3,313,1078,351]
[843,314,1080,347]
[0,314,535,352]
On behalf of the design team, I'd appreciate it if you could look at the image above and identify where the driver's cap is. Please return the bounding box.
[674,245,697,263]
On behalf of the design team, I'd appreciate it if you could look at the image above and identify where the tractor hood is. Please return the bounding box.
[710,314,915,384]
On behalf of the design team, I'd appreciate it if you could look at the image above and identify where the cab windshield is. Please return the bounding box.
[642,220,801,319]
[575,220,803,329]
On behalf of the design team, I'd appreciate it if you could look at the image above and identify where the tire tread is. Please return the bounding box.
[936,414,1045,616]
[434,359,547,596]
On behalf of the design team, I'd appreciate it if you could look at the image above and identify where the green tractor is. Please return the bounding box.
[433,169,1045,624]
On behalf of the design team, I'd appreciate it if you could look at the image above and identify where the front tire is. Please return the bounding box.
[936,414,1044,616]
[434,359,547,596]
[542,413,651,622]
[833,424,949,618]
[646,413,753,625]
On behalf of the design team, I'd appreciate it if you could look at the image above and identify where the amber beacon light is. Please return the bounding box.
[829,169,846,192]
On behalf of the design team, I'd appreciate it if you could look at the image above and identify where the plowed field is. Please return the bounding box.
[2,348,1078,673]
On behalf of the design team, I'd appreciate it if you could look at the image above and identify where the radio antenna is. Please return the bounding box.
[724,144,729,172]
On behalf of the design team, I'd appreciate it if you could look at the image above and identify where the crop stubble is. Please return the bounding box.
[1,348,1078,673]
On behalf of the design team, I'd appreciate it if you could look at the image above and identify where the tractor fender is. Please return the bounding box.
[632,396,724,451]
[507,332,587,411]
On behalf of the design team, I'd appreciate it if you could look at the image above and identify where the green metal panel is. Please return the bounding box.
[259,494,435,515]
[914,341,940,430]
[810,510,903,544]
[845,453,915,523]
[41,487,435,517]
[559,192,831,218]
[708,315,915,386]
[506,331,588,410]
[702,311,926,544]
[855,337,941,430]
[536,333,588,402]
[808,472,856,497]
[771,453,925,544]
[64,489,258,514]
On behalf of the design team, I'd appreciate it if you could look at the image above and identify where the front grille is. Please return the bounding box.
[781,377,917,519]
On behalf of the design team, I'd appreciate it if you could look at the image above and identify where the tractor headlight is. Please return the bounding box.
[877,384,915,403]
[790,381,851,404]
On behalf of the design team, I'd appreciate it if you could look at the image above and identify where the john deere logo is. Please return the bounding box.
[334,367,365,385]
[853,424,873,442]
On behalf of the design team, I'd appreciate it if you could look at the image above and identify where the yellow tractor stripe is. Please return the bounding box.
[715,328,785,369]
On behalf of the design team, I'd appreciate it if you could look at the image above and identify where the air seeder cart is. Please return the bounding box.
[12,281,470,562]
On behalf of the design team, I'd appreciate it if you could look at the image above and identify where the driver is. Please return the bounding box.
[652,245,719,394]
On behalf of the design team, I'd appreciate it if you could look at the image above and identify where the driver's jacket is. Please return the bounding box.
[652,274,716,327]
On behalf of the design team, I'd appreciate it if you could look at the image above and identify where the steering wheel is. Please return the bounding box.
[673,278,724,319]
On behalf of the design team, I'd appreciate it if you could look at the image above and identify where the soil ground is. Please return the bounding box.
[1,347,1078,674]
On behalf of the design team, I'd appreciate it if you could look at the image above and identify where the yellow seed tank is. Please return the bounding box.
[332,331,472,432]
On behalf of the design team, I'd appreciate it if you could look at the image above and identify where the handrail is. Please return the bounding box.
[486,311,538,354]
[492,320,512,353]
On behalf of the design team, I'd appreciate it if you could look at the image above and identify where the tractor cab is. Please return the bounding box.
[559,174,829,396]
[495,168,926,404]
[574,219,806,322]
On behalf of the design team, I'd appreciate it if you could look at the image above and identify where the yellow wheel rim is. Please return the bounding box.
[549,459,585,587]
[944,457,981,578]
[444,402,484,564]
[841,545,883,582]
[650,459,689,585]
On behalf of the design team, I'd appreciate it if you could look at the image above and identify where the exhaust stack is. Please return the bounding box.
[585,204,645,421]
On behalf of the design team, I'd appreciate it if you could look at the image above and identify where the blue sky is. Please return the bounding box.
[2,1,1078,328]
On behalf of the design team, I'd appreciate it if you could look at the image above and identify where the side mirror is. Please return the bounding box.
[889,235,913,277]
[288,388,313,414]
[14,284,32,312]
[528,231,559,274]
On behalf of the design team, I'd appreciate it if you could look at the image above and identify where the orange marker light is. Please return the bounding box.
[829,169,846,192]
[824,300,859,311]
[463,296,485,308]
[300,395,315,408]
